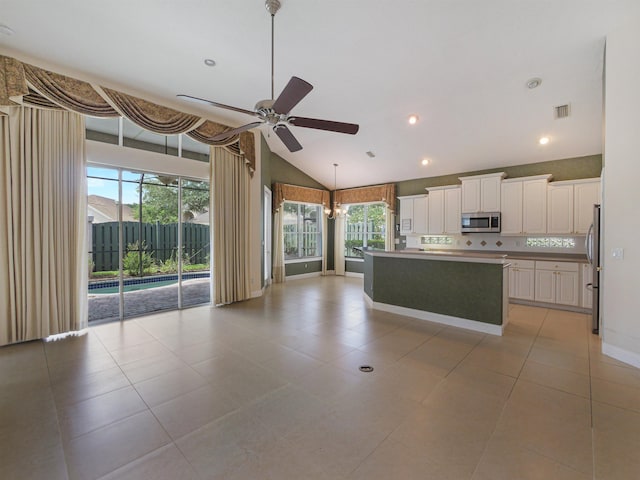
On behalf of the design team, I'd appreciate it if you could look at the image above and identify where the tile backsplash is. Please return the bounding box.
[401,233,587,255]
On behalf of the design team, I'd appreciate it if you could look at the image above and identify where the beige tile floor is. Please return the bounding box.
[1,276,640,479]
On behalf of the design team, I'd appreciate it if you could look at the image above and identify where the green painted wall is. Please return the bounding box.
[365,254,505,325]
[345,260,364,274]
[285,260,323,276]
[396,154,602,197]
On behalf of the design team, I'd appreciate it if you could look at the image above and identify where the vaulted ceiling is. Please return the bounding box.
[1,1,637,188]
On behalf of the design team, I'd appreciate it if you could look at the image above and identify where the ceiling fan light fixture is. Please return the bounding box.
[327,163,346,219]
[177,0,359,152]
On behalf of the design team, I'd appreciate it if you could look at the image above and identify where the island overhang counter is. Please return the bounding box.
[363,250,510,335]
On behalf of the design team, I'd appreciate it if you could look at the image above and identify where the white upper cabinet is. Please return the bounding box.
[426,185,461,234]
[500,175,551,235]
[546,178,601,235]
[547,183,574,234]
[427,189,445,234]
[459,172,505,213]
[398,195,428,235]
[481,176,502,212]
[444,187,461,234]
[522,176,552,234]
[399,196,414,235]
[500,180,524,235]
[574,179,601,234]
[413,196,428,234]
[460,178,480,213]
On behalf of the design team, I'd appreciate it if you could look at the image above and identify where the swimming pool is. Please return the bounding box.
[88,273,210,295]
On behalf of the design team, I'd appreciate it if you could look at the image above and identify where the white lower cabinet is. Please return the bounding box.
[508,260,535,301]
[534,261,579,307]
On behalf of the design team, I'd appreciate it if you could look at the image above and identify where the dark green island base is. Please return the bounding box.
[364,251,510,336]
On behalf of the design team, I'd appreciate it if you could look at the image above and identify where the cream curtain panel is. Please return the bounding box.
[385,206,395,251]
[211,147,251,304]
[272,208,285,283]
[0,106,87,346]
[321,213,329,275]
[334,215,346,276]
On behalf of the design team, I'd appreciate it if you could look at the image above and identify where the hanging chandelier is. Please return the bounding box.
[325,163,347,219]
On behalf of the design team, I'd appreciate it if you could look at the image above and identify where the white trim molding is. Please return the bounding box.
[364,293,504,336]
[286,271,322,281]
[602,342,640,369]
[345,272,364,278]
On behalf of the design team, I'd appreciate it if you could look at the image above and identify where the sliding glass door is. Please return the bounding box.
[87,166,211,323]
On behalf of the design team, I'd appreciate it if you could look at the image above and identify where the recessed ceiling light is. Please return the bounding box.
[421,158,430,166]
[204,58,216,67]
[408,114,419,125]
[539,136,550,145]
[526,77,542,89]
[0,24,15,36]
[365,151,376,158]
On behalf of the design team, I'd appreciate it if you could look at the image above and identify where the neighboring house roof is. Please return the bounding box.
[190,210,210,225]
[88,195,135,222]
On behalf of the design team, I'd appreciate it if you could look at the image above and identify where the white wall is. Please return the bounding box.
[602,19,640,367]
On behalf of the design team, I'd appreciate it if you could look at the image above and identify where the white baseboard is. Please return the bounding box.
[364,293,503,336]
[251,288,263,298]
[345,272,364,278]
[602,342,640,369]
[286,271,322,281]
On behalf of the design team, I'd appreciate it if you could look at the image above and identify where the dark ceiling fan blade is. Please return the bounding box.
[273,124,302,152]
[271,77,313,115]
[177,94,258,117]
[209,122,264,141]
[288,116,359,135]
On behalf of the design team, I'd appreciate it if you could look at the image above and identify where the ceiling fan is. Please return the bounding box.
[177,0,359,153]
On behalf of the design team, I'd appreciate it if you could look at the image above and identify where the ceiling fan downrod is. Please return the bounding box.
[265,0,281,100]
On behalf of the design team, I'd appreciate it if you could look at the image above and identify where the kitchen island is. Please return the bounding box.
[363,250,510,335]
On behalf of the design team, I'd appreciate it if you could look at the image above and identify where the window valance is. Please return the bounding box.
[0,54,255,172]
[334,183,396,213]
[273,183,330,212]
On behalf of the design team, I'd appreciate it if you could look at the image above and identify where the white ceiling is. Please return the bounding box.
[1,1,637,189]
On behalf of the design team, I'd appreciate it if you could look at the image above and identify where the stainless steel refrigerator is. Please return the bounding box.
[586,204,601,334]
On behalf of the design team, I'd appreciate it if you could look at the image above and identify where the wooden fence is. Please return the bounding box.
[91,221,210,271]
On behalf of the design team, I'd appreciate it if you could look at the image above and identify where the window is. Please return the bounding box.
[283,202,322,260]
[345,203,386,258]
[85,116,210,163]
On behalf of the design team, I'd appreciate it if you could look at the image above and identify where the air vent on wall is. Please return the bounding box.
[554,104,571,119]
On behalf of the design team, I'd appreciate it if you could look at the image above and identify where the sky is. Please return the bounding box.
[87,167,141,205]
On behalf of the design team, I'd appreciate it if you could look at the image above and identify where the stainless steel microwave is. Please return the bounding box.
[461,212,501,233]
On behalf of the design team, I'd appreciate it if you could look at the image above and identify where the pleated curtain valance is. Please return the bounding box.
[0,54,256,172]
[334,183,396,212]
[272,182,330,212]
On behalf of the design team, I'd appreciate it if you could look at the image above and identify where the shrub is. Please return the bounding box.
[123,241,155,276]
